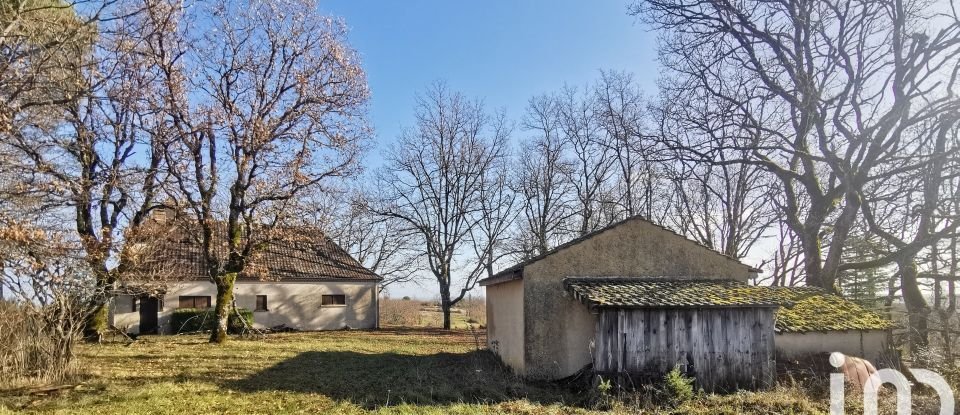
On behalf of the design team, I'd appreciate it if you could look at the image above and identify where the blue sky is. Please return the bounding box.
[319,1,660,299]
[321,0,659,166]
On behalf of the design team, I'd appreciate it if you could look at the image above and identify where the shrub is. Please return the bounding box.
[379,298,420,326]
[595,376,615,409]
[171,308,253,334]
[0,300,82,388]
[660,365,696,406]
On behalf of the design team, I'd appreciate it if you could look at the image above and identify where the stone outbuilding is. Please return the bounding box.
[480,216,892,389]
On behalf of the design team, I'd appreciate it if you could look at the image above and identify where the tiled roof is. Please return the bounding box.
[565,278,784,308]
[479,216,760,286]
[774,291,894,333]
[126,222,380,282]
[563,277,894,333]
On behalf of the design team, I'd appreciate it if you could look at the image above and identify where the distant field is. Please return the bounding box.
[0,328,932,414]
[379,298,486,329]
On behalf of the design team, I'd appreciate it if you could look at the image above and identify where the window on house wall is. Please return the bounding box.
[255,295,268,311]
[321,294,346,306]
[178,296,211,309]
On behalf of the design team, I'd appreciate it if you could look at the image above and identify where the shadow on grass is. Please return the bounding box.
[227,349,588,409]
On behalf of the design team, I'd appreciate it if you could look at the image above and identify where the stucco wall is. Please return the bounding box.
[110,280,379,334]
[485,279,524,373]
[111,294,142,332]
[776,330,890,364]
[520,218,756,379]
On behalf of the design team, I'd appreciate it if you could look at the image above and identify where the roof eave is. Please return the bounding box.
[479,269,523,286]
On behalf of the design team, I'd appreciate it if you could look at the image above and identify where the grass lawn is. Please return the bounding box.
[0,328,866,414]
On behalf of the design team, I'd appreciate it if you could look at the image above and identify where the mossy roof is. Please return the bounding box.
[563,277,894,333]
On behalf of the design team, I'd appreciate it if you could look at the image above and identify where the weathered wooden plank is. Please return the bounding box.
[592,307,776,393]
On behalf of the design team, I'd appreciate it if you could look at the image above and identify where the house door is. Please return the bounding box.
[139,297,160,334]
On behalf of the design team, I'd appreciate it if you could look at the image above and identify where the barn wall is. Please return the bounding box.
[521,218,757,379]
[110,280,379,334]
[776,331,890,364]
[485,279,524,373]
[595,307,776,392]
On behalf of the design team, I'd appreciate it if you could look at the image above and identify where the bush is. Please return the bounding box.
[594,376,615,410]
[0,300,82,388]
[379,298,421,326]
[171,308,253,334]
[660,365,696,406]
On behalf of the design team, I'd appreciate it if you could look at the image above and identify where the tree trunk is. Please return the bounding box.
[84,302,109,341]
[801,228,827,289]
[899,259,930,354]
[439,283,452,330]
[209,272,237,344]
[83,264,113,341]
[441,303,452,330]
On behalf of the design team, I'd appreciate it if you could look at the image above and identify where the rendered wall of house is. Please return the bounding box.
[775,330,890,364]
[110,280,378,334]
[485,279,524,373]
[111,295,142,332]
[520,218,757,379]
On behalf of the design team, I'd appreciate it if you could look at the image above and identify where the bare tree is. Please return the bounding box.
[321,191,420,293]
[513,94,575,258]
[155,0,369,343]
[0,0,104,136]
[757,221,806,287]
[556,85,616,235]
[929,185,960,360]
[374,82,509,329]
[473,142,517,279]
[633,0,960,292]
[665,160,775,259]
[857,118,960,349]
[0,1,173,339]
[654,87,778,260]
[593,70,666,222]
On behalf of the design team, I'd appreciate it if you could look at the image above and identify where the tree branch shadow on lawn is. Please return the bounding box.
[226,349,589,409]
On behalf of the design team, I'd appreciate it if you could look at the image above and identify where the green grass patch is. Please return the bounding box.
[3,328,926,414]
[0,329,593,414]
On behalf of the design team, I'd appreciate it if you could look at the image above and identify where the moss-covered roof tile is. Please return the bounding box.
[563,277,894,333]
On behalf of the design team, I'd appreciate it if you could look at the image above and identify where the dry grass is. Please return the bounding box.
[0,328,953,414]
[378,298,421,327]
[460,297,486,326]
[0,329,591,414]
[379,298,485,329]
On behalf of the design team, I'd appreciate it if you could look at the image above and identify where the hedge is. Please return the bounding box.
[170,308,254,334]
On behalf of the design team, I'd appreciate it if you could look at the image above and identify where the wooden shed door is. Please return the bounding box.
[593,308,776,392]
[139,297,160,334]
